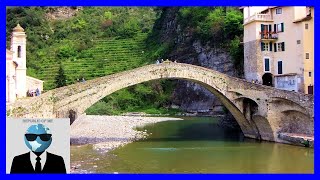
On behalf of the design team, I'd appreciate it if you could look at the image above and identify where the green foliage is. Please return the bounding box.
[85,101,119,115]
[148,42,173,60]
[198,7,225,42]
[178,7,212,30]
[71,18,88,32]
[178,7,243,44]
[86,80,177,115]
[104,11,112,20]
[224,9,243,39]
[229,36,244,75]
[57,45,77,59]
[55,64,67,88]
[116,17,140,38]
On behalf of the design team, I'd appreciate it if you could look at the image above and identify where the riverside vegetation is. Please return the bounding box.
[6,7,243,115]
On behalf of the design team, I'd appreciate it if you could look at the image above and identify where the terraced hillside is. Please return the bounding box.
[37,33,149,90]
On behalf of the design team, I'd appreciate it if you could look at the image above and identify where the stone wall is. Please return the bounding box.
[244,40,259,81]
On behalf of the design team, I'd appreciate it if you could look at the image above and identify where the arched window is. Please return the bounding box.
[17,46,21,58]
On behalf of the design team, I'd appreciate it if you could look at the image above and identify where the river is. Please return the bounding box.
[70,116,314,173]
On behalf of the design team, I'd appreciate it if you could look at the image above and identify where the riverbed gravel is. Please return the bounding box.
[70,115,183,152]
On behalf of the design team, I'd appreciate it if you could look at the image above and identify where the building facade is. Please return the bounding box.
[242,6,314,94]
[6,24,44,103]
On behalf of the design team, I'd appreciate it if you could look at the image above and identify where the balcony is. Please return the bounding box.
[244,13,273,25]
[260,31,278,41]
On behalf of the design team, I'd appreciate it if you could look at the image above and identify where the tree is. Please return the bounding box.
[55,64,67,88]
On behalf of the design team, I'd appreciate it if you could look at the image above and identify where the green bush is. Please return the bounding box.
[57,45,76,59]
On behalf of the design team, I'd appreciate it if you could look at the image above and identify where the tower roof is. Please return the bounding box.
[13,23,24,32]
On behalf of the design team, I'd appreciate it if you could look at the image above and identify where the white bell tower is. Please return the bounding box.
[11,24,27,98]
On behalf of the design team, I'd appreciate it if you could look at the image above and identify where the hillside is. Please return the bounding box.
[6,7,244,116]
[36,33,148,89]
[6,7,157,90]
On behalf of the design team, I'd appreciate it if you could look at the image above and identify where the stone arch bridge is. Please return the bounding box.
[7,62,314,144]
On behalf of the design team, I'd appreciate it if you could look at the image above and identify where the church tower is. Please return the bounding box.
[11,24,27,98]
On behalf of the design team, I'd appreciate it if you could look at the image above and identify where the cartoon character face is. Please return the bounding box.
[24,124,52,152]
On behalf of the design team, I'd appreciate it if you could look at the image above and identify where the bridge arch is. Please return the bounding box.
[54,63,260,138]
[8,62,313,143]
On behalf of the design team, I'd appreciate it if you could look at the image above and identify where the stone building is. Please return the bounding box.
[242,6,314,94]
[6,24,43,103]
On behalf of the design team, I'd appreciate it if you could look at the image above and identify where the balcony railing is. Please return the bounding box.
[244,13,273,24]
[259,31,278,40]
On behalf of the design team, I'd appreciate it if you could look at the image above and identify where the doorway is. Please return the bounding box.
[308,85,313,94]
[262,73,273,86]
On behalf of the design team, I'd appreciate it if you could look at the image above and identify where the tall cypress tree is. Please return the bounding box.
[55,64,67,88]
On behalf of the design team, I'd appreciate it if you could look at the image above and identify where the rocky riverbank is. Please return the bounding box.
[70,115,183,172]
[71,115,183,151]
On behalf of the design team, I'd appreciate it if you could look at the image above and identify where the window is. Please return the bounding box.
[278,61,283,74]
[264,58,270,72]
[261,42,269,51]
[305,23,309,29]
[277,42,285,51]
[276,8,282,14]
[276,23,284,32]
[264,43,269,51]
[17,46,21,58]
[261,24,271,39]
[297,40,301,44]
[308,85,313,95]
[309,72,312,77]
[306,53,310,59]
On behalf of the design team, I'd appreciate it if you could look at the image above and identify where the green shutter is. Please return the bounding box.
[281,23,284,32]
[261,24,265,39]
[261,42,264,51]
[269,25,271,32]
[282,42,285,51]
[269,42,272,51]
[274,43,277,52]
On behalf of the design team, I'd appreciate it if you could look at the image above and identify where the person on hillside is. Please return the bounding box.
[156,60,160,64]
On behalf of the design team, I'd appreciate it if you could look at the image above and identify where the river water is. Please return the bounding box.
[71,116,314,173]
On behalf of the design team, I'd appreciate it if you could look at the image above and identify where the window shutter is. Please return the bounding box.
[261,24,264,31]
[265,59,270,71]
[281,23,284,32]
[282,42,285,51]
[278,61,283,74]
[269,42,272,51]
[269,24,272,33]
[261,42,264,51]
[274,24,277,32]
[274,43,277,52]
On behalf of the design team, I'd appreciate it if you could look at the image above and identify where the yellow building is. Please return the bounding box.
[242,6,314,94]
[6,24,44,103]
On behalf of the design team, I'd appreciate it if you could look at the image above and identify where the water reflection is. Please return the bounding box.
[71,117,314,173]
